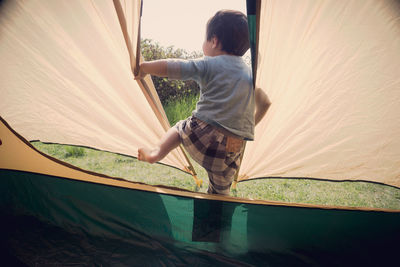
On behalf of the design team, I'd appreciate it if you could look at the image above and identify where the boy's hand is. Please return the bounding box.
[134,64,147,80]
[135,60,168,80]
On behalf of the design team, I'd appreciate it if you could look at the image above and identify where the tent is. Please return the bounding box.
[1,0,399,265]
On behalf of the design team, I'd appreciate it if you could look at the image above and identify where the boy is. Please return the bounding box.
[136,10,271,195]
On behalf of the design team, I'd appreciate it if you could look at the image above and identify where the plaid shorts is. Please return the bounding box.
[174,116,245,195]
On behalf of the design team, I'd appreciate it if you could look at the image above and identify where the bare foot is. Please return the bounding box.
[138,147,159,164]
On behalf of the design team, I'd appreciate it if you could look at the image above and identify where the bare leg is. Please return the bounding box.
[138,127,181,164]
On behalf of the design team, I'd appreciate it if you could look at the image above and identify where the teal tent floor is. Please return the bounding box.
[1,169,399,266]
[2,214,393,267]
[2,214,320,266]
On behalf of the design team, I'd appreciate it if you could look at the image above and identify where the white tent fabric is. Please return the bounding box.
[1,0,399,188]
[0,0,188,169]
[240,0,400,187]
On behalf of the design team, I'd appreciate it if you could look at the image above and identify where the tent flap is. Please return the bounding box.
[0,0,188,169]
[240,0,400,188]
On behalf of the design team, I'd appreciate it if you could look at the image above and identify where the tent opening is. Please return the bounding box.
[1,0,399,210]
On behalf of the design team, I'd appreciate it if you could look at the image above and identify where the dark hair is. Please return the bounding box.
[206,10,250,56]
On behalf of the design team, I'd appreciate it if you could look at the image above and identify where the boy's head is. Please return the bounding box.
[206,10,249,56]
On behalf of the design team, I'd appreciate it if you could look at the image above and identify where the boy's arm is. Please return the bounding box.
[255,88,271,126]
[135,60,168,79]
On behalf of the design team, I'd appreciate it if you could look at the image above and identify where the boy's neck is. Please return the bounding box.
[214,50,229,56]
[209,49,232,57]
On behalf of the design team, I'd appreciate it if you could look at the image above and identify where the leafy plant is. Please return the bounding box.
[64,146,85,158]
[141,39,202,104]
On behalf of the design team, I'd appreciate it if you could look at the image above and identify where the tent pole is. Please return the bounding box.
[232,0,261,192]
[179,145,203,188]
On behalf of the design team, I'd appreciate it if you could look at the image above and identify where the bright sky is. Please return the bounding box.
[141,0,247,53]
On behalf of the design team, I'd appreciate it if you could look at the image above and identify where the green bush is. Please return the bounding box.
[64,146,85,158]
[141,39,201,104]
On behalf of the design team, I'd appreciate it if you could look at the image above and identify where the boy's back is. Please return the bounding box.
[169,55,254,140]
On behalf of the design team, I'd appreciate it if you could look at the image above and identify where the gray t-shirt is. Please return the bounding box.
[167,55,254,140]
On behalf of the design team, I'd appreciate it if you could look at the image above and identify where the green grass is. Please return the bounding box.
[163,93,198,126]
[32,142,203,190]
[31,141,400,210]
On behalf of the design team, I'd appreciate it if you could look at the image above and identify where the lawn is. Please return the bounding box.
[31,141,400,210]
